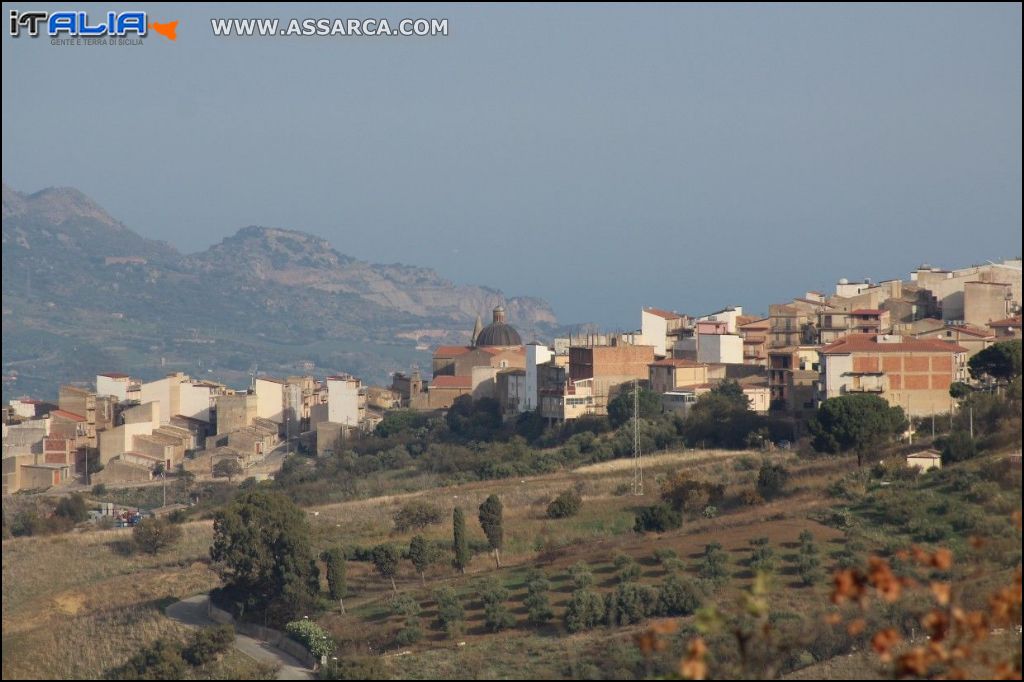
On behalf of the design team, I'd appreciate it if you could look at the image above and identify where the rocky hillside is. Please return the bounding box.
[1,183,557,399]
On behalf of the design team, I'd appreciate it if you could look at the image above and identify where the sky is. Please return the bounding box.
[2,3,1021,328]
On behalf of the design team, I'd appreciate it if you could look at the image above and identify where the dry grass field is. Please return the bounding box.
[4,443,1019,680]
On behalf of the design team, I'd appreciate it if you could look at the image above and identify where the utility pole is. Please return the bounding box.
[632,379,643,496]
[969,405,974,439]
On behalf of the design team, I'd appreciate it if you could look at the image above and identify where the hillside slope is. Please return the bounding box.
[1,183,557,398]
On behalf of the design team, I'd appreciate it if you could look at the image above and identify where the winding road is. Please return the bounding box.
[166,595,314,680]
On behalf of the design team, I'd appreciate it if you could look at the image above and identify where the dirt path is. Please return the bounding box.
[166,595,314,680]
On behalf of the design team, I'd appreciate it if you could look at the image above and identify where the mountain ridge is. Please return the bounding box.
[1,182,557,399]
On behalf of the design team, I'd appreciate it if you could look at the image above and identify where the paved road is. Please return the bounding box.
[166,595,314,680]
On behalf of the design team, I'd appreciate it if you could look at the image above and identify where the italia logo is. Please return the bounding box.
[9,10,177,40]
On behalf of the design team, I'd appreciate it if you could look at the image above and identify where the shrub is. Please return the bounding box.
[613,553,641,583]
[660,471,725,513]
[182,624,235,666]
[433,586,464,637]
[698,542,730,584]
[318,657,387,680]
[91,483,108,497]
[569,561,594,590]
[564,589,605,632]
[748,537,776,573]
[393,500,444,532]
[546,489,583,519]
[606,582,658,626]
[389,593,421,618]
[940,431,977,465]
[656,574,702,616]
[55,493,89,523]
[132,517,182,555]
[739,486,765,506]
[285,619,335,658]
[634,504,682,533]
[524,574,554,623]
[394,621,423,647]
[653,548,678,564]
[702,505,718,519]
[756,461,789,499]
[110,638,187,680]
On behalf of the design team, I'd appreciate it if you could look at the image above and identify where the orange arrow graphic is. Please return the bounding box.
[150,20,177,41]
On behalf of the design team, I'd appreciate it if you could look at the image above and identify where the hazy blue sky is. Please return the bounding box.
[3,3,1021,328]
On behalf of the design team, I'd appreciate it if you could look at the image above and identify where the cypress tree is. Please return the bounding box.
[478,495,504,569]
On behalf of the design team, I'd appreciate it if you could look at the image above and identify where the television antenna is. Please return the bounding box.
[632,379,644,496]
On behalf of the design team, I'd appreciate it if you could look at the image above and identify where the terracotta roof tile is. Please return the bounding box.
[988,315,1021,328]
[819,334,967,355]
[433,345,473,357]
[430,376,472,389]
[50,409,87,422]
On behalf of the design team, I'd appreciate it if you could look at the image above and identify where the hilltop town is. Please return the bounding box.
[4,257,1020,495]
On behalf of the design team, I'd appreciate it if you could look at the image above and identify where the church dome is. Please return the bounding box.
[474,305,522,347]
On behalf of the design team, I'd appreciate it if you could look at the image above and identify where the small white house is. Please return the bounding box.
[906,449,942,472]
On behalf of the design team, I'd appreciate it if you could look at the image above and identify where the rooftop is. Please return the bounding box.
[433,345,472,357]
[431,376,472,389]
[988,315,1022,328]
[819,334,967,355]
[50,409,86,422]
[644,307,685,320]
[649,358,706,368]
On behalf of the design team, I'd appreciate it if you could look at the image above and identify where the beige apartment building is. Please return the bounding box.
[817,334,966,417]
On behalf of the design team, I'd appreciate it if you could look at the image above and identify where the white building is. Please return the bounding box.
[522,343,554,413]
[96,373,133,402]
[253,377,286,423]
[696,333,743,364]
[8,398,42,420]
[178,382,217,423]
[699,306,743,334]
[140,373,187,425]
[327,376,361,428]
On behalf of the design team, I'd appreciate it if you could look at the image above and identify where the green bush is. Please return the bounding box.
[634,504,682,533]
[748,537,776,573]
[698,542,730,584]
[605,582,658,626]
[546,489,583,519]
[524,574,554,623]
[656,574,702,616]
[318,657,387,680]
[392,500,444,532]
[564,589,605,632]
[54,493,89,523]
[388,593,421,618]
[432,586,464,638]
[182,624,235,666]
[285,620,335,658]
[613,553,641,583]
[756,461,789,499]
[394,621,423,647]
[109,638,187,680]
[132,517,182,555]
[569,561,594,590]
[940,431,977,464]
[653,548,678,564]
